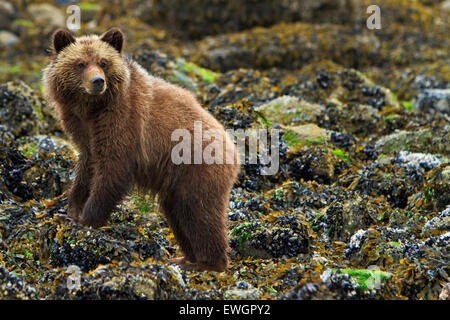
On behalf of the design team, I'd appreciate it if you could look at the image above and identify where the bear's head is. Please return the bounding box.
[50,28,129,97]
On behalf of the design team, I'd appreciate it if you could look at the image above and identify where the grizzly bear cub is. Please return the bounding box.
[42,28,239,272]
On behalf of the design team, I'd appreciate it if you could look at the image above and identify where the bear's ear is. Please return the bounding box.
[100,28,124,53]
[52,29,76,54]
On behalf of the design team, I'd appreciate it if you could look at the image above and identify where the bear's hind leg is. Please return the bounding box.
[160,192,229,272]
[160,195,198,265]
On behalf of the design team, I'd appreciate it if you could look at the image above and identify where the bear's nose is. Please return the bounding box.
[92,76,105,91]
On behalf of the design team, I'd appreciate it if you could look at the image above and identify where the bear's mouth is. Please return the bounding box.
[85,85,107,96]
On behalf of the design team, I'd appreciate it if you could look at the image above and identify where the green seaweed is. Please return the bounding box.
[402,100,413,111]
[13,19,34,28]
[79,2,101,10]
[177,58,218,84]
[282,131,300,147]
[232,222,253,236]
[333,148,349,161]
[383,114,400,122]
[334,268,392,291]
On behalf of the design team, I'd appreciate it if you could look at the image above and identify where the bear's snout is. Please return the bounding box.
[92,76,105,91]
[82,65,107,95]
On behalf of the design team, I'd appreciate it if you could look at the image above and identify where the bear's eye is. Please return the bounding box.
[77,62,85,69]
[100,61,107,69]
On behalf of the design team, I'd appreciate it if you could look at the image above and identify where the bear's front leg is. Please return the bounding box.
[60,111,93,223]
[67,151,92,222]
[78,108,136,228]
[79,156,134,228]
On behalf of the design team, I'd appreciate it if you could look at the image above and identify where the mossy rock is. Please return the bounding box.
[257,96,323,126]
[376,127,450,156]
[282,124,327,148]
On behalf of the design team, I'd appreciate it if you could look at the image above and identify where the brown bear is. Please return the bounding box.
[42,28,239,272]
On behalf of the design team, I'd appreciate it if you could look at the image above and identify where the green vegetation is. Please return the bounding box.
[383,114,400,122]
[13,19,34,28]
[332,148,349,161]
[133,194,156,214]
[333,268,392,290]
[79,2,101,10]
[177,58,218,84]
[402,100,413,111]
[282,131,300,147]
[232,222,253,248]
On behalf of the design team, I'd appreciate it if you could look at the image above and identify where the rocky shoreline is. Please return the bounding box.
[0,0,449,299]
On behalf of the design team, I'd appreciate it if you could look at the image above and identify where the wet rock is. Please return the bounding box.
[330,131,356,151]
[224,283,263,299]
[422,206,450,237]
[285,267,390,300]
[322,195,378,241]
[50,263,187,299]
[137,0,355,39]
[189,23,353,72]
[0,129,33,201]
[204,68,276,109]
[133,50,217,99]
[412,75,446,92]
[375,127,450,156]
[439,283,450,300]
[394,151,446,171]
[0,134,75,202]
[398,232,450,298]
[441,0,450,11]
[423,164,450,211]
[413,89,450,114]
[189,14,446,74]
[18,135,75,200]
[0,265,37,299]
[209,98,259,130]
[283,124,327,148]
[0,1,15,30]
[287,146,341,184]
[0,81,44,138]
[230,216,310,259]
[0,30,19,47]
[27,3,65,29]
[345,228,405,266]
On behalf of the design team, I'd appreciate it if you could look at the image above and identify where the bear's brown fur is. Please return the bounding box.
[42,28,239,272]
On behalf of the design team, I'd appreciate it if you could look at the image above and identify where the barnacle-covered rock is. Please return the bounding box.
[0,265,37,299]
[286,146,341,185]
[320,195,380,241]
[413,89,450,114]
[1,0,449,301]
[0,81,43,138]
[230,216,310,259]
[422,206,450,237]
[0,135,76,201]
[134,0,355,40]
[345,228,405,266]
[27,3,65,29]
[375,126,450,156]
[49,262,187,299]
[0,1,16,31]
